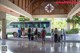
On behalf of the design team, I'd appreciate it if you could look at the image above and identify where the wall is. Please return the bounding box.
[32,14,67,18]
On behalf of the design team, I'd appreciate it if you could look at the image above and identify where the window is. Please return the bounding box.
[10,22,50,28]
[20,22,25,28]
[34,22,40,28]
[12,24,18,28]
[40,22,50,28]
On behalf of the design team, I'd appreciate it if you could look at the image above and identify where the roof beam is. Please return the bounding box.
[0,0,32,18]
[68,3,80,18]
[26,0,36,8]
[32,0,44,13]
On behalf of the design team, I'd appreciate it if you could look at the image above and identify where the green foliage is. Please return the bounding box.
[46,33,51,36]
[19,15,30,21]
[0,29,1,32]
[34,18,39,21]
[7,32,13,35]
[67,15,80,23]
[25,18,30,21]
[66,28,79,34]
[44,18,48,21]
[66,15,80,29]
[19,15,25,21]
[53,20,67,29]
[66,18,71,23]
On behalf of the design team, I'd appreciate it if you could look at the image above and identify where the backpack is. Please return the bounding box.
[42,30,46,35]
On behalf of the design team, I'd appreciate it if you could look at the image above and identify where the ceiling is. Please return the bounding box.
[9,0,77,15]
[0,5,20,17]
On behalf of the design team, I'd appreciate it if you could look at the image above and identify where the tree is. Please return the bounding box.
[18,15,25,21]
[66,15,80,29]
[34,18,39,21]
[53,20,66,29]
[44,18,48,21]
[18,15,30,21]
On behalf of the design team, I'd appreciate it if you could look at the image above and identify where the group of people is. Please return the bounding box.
[17,27,46,41]
[28,27,46,41]
[14,27,65,42]
[18,28,26,38]
[52,28,66,42]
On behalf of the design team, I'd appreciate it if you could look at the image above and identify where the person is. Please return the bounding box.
[41,27,46,42]
[31,28,34,40]
[18,28,21,38]
[54,28,59,42]
[28,27,31,40]
[34,28,38,40]
[22,28,26,38]
[63,29,66,40]
[60,29,63,40]
[51,29,54,40]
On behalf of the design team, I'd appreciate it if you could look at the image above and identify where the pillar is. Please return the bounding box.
[2,19,7,39]
[0,11,7,39]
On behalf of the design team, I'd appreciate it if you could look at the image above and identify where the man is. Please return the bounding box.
[28,27,31,40]
[54,28,59,42]
[41,27,46,42]
[18,28,21,38]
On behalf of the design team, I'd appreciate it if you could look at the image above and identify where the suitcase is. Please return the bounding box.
[31,34,34,40]
[58,36,60,42]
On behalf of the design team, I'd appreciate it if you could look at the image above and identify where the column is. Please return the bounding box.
[0,11,7,39]
[2,19,7,39]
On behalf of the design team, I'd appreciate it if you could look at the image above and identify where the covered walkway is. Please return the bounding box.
[0,0,80,53]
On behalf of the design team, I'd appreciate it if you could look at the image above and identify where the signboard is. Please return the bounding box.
[55,0,80,4]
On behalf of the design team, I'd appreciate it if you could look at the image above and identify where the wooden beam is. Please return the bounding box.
[32,0,44,13]
[23,0,26,10]
[26,0,36,8]
[28,0,30,13]
[14,0,18,6]
[19,0,23,8]
[9,0,14,3]
[25,0,28,11]
[58,5,69,13]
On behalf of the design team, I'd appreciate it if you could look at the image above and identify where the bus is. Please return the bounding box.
[6,21,51,36]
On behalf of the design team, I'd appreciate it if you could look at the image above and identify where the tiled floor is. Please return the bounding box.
[0,38,80,53]
[66,34,80,41]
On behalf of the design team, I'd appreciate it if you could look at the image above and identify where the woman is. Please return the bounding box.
[34,28,38,40]
[22,28,26,38]
[54,28,59,42]
[51,29,54,40]
[31,28,34,40]
[41,27,46,42]
[28,27,31,40]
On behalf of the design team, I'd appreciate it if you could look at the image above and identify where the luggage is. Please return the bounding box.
[31,34,34,40]
[58,36,60,42]
[54,34,58,42]
[31,36,33,40]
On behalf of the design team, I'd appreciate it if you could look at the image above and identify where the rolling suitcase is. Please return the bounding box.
[31,34,34,40]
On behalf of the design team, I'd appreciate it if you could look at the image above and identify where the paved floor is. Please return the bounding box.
[66,34,80,41]
[0,38,80,53]
[7,34,80,41]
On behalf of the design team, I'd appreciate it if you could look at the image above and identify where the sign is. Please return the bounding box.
[55,0,80,4]
[0,45,7,52]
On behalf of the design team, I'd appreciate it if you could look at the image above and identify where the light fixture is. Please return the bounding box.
[45,3,54,13]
